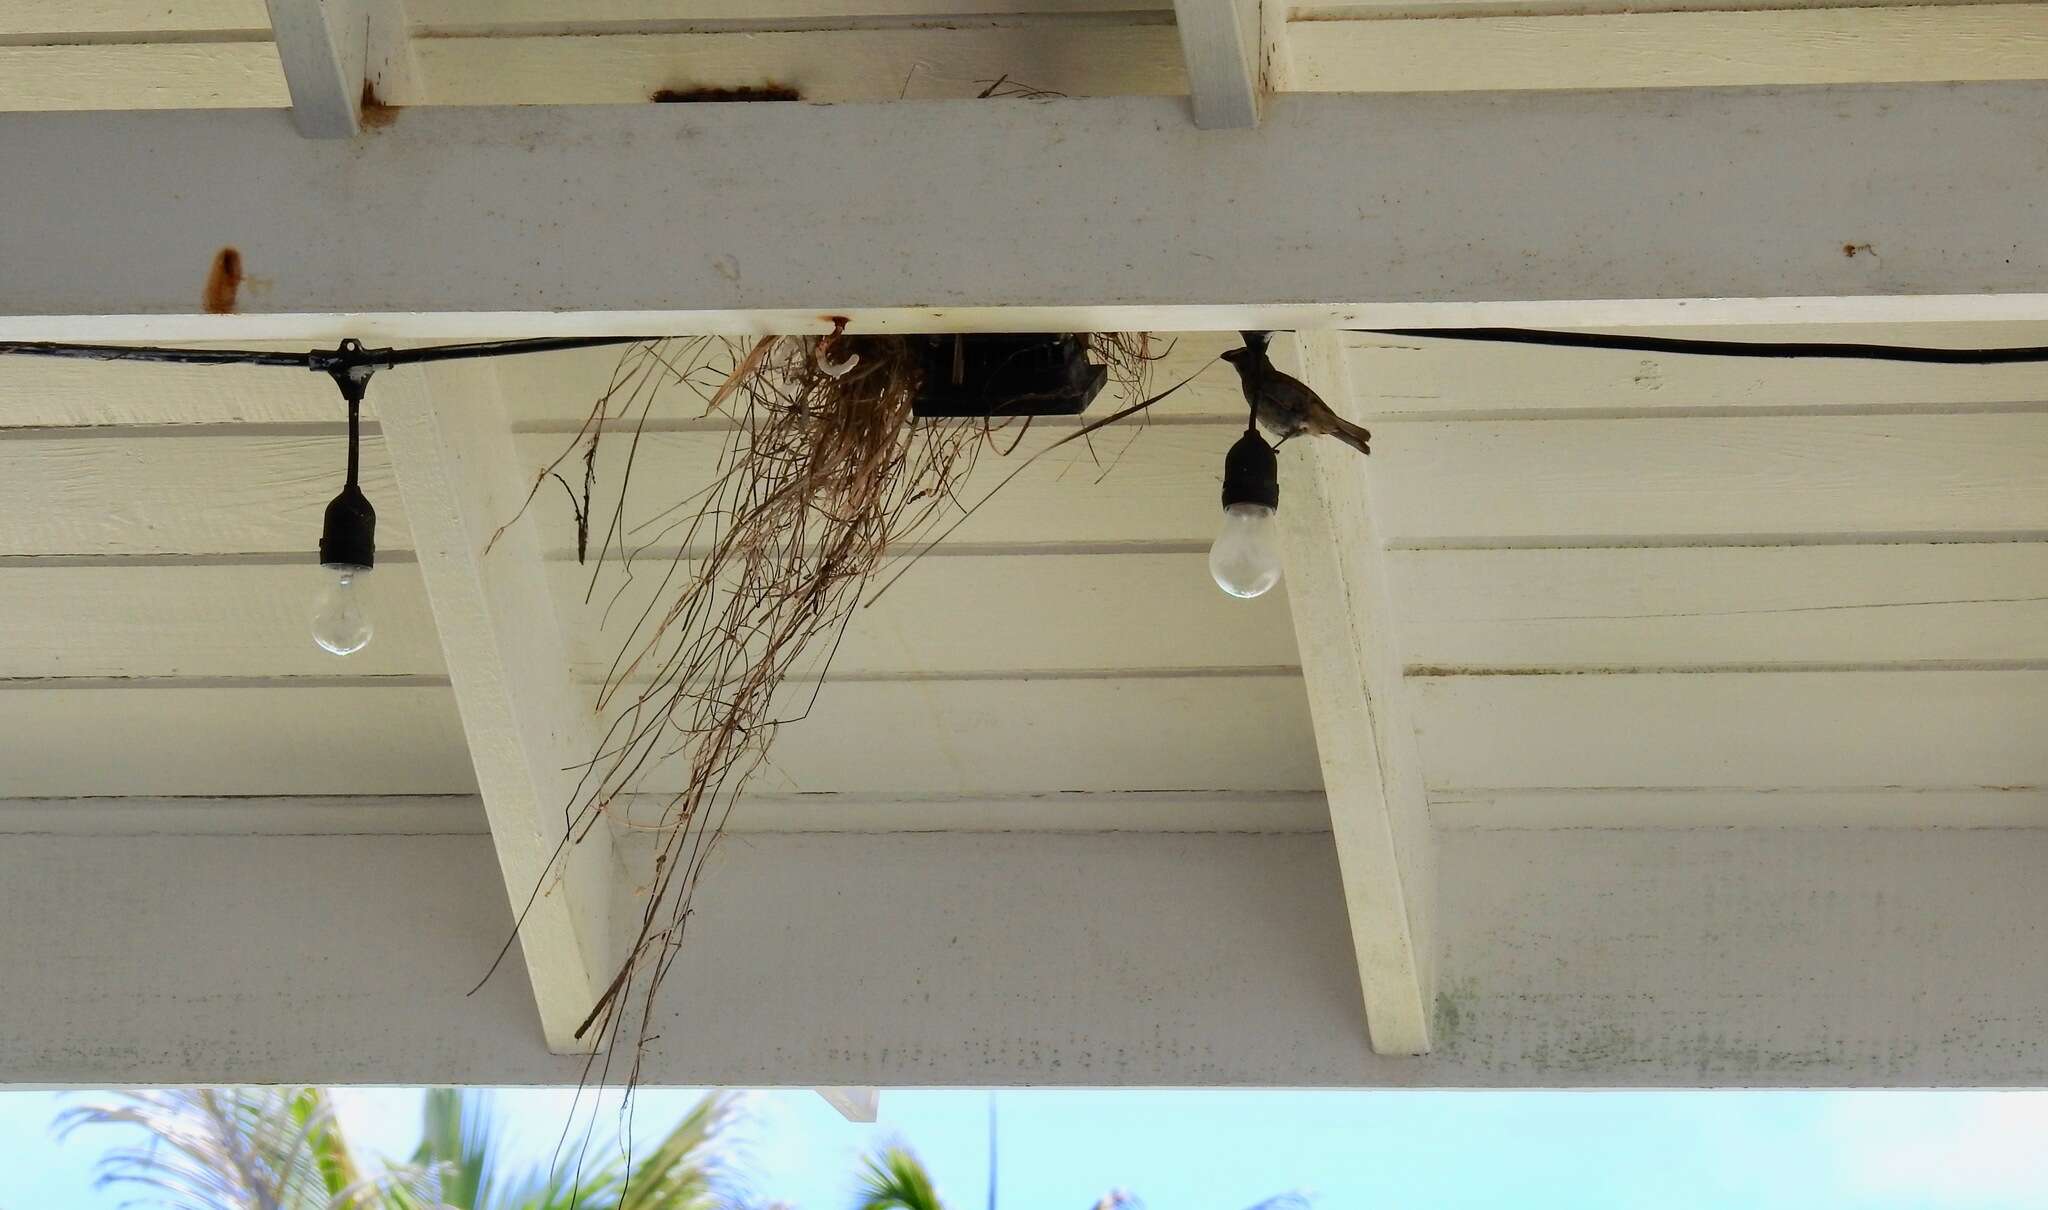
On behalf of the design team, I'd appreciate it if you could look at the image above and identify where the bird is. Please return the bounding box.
[1220,332,1372,456]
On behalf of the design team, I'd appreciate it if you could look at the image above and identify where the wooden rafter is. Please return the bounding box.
[1273,332,1436,1055]
[376,361,613,1054]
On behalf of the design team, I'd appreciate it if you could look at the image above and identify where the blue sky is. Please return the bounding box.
[5,1089,2048,1209]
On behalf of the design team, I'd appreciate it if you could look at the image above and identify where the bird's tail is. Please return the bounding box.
[1330,415,1372,456]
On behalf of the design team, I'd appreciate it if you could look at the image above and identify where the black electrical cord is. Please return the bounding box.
[1357,327,2048,365]
[0,335,652,373]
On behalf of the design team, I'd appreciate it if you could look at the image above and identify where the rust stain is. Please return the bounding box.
[650,84,802,103]
[359,81,400,130]
[1843,242,1875,258]
[202,248,242,315]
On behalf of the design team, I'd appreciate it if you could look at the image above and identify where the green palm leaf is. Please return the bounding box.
[412,1090,738,1210]
[57,1089,369,1210]
[852,1148,945,1210]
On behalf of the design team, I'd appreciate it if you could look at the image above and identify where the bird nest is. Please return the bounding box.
[498,330,1183,1085]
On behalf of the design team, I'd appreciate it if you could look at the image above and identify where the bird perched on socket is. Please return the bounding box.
[1221,331,1372,456]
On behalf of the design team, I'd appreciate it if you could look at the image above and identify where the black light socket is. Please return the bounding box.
[319,482,376,570]
[1220,429,1279,511]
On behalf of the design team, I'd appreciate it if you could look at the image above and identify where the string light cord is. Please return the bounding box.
[1357,327,2048,364]
[0,334,652,373]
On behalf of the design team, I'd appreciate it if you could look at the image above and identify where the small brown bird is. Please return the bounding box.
[1221,333,1372,456]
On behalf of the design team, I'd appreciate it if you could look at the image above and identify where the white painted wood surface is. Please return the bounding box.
[1368,414,2048,546]
[1412,671,2048,790]
[517,424,1231,553]
[0,685,475,796]
[1392,543,2048,671]
[0,677,1313,797]
[1290,5,2048,92]
[0,431,408,556]
[1344,326,2048,418]
[815,1088,880,1123]
[265,0,370,137]
[418,25,1184,103]
[9,823,2048,1086]
[378,363,614,1053]
[0,554,1296,679]
[1433,788,2048,830]
[1173,0,1261,127]
[1274,333,1435,1055]
[16,2,2048,113]
[14,88,2048,338]
[628,673,1318,796]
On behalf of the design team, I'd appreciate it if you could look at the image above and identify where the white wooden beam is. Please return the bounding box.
[1274,331,1435,1055]
[1172,0,1262,127]
[815,1088,880,1122]
[264,0,414,136]
[375,361,613,1054]
[9,86,2048,339]
[10,824,2048,1087]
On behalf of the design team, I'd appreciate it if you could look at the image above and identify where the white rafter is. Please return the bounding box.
[1273,332,1436,1055]
[376,360,613,1054]
[1172,0,1264,127]
[263,0,414,137]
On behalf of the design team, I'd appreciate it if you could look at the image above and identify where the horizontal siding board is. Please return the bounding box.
[0,433,410,556]
[413,25,1185,104]
[0,686,477,796]
[0,564,443,678]
[559,551,1296,679]
[1392,543,2048,669]
[0,674,1314,797]
[1369,414,2048,545]
[1292,5,2048,93]
[1411,670,2048,789]
[1431,787,2048,829]
[411,0,1172,24]
[0,360,346,427]
[514,422,1229,552]
[0,553,1294,679]
[632,673,1319,795]
[0,2,272,37]
[1345,325,2048,417]
[0,43,286,109]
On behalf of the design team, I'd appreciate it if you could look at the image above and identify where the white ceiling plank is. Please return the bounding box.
[1368,414,2048,546]
[1272,332,1435,1056]
[1392,544,2048,672]
[415,25,1183,104]
[11,87,2048,338]
[1172,0,1261,126]
[1291,5,2048,93]
[0,685,475,797]
[1432,787,2048,830]
[1412,670,2048,790]
[376,361,614,1054]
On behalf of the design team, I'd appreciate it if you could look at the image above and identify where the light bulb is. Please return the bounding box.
[311,566,373,655]
[1209,502,1282,599]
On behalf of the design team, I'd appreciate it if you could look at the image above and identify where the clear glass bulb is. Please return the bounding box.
[1209,502,1282,599]
[311,566,373,655]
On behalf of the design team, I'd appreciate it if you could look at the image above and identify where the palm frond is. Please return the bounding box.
[613,1093,736,1210]
[56,1089,356,1210]
[852,1148,945,1210]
